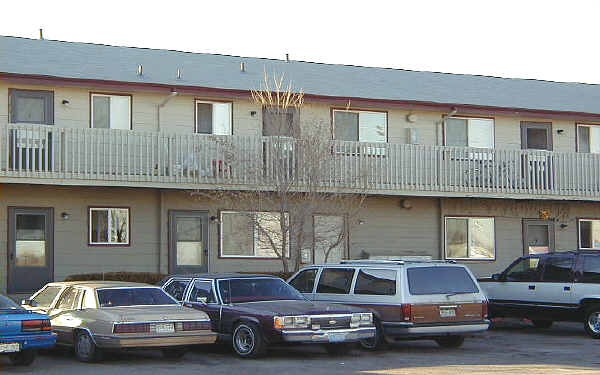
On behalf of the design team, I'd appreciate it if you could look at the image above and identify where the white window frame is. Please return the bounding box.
[444,117,495,149]
[195,100,233,135]
[444,216,495,260]
[90,93,132,130]
[578,219,600,250]
[88,207,130,245]
[332,109,388,143]
[219,211,290,258]
[576,123,600,154]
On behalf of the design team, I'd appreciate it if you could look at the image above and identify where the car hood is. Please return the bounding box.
[231,300,367,316]
[98,305,209,322]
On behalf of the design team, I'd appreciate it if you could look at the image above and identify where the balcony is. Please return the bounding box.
[1,124,600,200]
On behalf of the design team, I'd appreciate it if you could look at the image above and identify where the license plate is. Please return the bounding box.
[0,343,20,353]
[155,323,175,333]
[440,308,456,318]
[327,332,346,343]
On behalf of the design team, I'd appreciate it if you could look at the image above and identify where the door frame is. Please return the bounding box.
[521,121,553,151]
[7,207,54,294]
[168,210,209,274]
[522,219,555,256]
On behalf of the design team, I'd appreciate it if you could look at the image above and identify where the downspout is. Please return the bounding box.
[157,90,179,132]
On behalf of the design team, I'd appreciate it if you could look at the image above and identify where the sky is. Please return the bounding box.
[2,0,600,84]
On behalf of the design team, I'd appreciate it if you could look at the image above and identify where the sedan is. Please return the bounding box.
[22,281,217,362]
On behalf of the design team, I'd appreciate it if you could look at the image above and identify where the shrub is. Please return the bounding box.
[64,272,167,285]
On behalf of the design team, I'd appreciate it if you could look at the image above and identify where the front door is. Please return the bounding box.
[168,210,208,274]
[523,219,555,255]
[8,207,54,294]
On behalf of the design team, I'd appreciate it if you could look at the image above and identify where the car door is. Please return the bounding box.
[185,279,222,332]
[313,267,357,304]
[288,268,320,300]
[536,255,576,318]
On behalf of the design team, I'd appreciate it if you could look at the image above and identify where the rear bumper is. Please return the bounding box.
[383,320,490,337]
[280,327,376,343]
[92,331,217,349]
[0,333,57,350]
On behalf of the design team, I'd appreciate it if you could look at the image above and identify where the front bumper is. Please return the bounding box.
[92,331,218,349]
[280,327,376,343]
[0,332,57,351]
[383,320,490,337]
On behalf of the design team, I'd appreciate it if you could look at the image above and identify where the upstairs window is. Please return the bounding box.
[91,93,131,130]
[262,107,299,137]
[577,124,600,153]
[196,101,232,135]
[445,117,494,149]
[9,89,54,125]
[333,109,387,143]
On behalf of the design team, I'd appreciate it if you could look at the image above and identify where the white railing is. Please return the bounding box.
[2,124,600,198]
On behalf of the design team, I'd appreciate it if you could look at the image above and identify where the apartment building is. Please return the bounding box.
[2,35,600,294]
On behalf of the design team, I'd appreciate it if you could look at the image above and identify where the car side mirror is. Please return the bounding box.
[492,273,504,282]
[21,299,38,307]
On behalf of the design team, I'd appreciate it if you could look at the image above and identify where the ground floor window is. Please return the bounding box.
[445,217,495,260]
[313,215,346,264]
[220,211,289,258]
[89,207,130,245]
[579,219,600,250]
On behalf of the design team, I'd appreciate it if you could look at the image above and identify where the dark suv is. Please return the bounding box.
[480,251,600,338]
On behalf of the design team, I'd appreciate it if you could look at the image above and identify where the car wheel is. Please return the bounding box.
[162,347,187,359]
[359,319,385,350]
[324,343,352,355]
[232,322,266,358]
[8,349,36,366]
[74,331,102,362]
[435,335,465,348]
[532,320,553,329]
[584,305,600,339]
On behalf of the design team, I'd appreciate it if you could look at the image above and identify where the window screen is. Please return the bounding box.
[9,89,54,125]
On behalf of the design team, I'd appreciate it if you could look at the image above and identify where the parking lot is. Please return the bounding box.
[2,321,599,375]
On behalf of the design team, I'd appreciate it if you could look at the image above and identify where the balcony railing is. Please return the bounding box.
[2,124,600,199]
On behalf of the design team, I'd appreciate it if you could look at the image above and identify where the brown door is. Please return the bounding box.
[168,210,209,274]
[523,219,555,255]
[8,208,54,293]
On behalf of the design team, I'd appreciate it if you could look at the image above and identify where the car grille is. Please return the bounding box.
[311,315,351,330]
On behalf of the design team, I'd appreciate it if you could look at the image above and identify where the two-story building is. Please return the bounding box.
[2,35,600,294]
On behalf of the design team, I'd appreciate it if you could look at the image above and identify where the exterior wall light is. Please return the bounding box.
[60,212,70,220]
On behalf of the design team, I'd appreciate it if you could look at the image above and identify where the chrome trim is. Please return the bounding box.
[280,327,376,343]
[111,319,211,333]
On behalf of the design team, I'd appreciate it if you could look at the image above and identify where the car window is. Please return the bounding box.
[583,256,600,283]
[289,269,318,293]
[32,286,62,308]
[504,257,541,282]
[218,278,304,303]
[0,295,21,310]
[97,288,177,307]
[163,279,191,301]
[316,268,355,294]
[354,268,397,296]
[189,280,217,304]
[57,288,80,310]
[542,257,574,282]
[407,266,479,295]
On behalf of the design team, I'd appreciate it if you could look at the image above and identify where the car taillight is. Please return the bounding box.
[180,321,211,331]
[482,301,488,319]
[401,304,412,322]
[113,323,150,334]
[22,319,51,332]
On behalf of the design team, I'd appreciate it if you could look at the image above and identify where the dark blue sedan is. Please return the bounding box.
[0,294,56,366]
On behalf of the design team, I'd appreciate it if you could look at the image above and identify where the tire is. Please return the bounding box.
[8,349,36,366]
[435,335,465,348]
[359,319,385,350]
[584,305,600,339]
[232,322,267,358]
[74,331,102,362]
[162,347,187,359]
[324,343,352,356]
[532,320,553,329]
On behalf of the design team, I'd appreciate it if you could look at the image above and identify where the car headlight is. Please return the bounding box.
[360,313,373,325]
[351,313,361,328]
[274,315,311,329]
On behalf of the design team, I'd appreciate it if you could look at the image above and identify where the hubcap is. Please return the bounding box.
[77,334,92,358]
[588,312,600,334]
[234,325,255,354]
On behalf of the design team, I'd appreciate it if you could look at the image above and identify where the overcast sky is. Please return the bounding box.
[2,1,599,84]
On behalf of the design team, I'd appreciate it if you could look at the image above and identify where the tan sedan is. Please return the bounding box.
[22,281,217,362]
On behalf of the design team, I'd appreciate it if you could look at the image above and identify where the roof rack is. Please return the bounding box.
[340,259,456,265]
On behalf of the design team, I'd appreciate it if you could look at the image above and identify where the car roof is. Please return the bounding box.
[163,273,281,280]
[306,260,464,269]
[44,281,154,289]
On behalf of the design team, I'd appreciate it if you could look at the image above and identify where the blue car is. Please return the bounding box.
[0,294,56,366]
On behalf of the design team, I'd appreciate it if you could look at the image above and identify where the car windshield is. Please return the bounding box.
[218,278,305,303]
[0,295,22,311]
[407,266,479,295]
[97,288,177,307]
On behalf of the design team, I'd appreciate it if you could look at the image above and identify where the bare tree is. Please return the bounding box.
[191,72,367,273]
